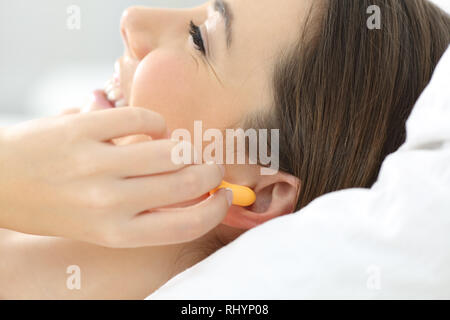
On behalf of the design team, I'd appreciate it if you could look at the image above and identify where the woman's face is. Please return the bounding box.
[113,0,312,135]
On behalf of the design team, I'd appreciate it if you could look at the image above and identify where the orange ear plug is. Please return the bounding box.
[210,181,256,207]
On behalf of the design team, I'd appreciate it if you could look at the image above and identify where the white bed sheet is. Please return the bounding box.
[148,46,450,300]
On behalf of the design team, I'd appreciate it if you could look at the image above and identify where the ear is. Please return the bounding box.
[222,171,300,230]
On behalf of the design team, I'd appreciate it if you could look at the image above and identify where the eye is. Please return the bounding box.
[189,21,206,55]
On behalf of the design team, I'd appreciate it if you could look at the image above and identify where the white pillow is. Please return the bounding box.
[148,47,450,300]
[430,0,450,14]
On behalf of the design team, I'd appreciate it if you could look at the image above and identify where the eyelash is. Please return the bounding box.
[189,21,206,55]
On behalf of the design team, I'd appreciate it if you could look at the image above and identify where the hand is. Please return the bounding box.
[0,107,231,248]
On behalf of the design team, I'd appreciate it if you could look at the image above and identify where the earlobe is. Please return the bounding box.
[222,172,300,230]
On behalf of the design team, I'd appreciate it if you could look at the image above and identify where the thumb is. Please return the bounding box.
[82,90,113,113]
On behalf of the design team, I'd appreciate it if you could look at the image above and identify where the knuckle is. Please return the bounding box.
[164,141,175,161]
[84,186,116,210]
[165,141,186,168]
[59,118,82,141]
[72,151,110,177]
[209,164,224,184]
[129,107,166,134]
[128,108,147,128]
[96,224,124,248]
[153,112,167,132]
[181,171,201,192]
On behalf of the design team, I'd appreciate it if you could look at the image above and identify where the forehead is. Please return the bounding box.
[222,0,313,76]
[233,0,311,51]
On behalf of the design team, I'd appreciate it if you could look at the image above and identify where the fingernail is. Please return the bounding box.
[225,188,234,206]
[173,141,199,164]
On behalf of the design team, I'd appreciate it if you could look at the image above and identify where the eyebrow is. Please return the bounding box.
[213,0,233,48]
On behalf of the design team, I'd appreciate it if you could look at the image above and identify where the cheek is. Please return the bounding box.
[130,50,202,131]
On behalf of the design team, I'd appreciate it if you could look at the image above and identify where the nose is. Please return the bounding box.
[120,6,197,61]
[120,7,153,60]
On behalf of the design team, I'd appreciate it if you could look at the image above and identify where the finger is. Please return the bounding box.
[108,139,194,177]
[119,162,225,211]
[60,108,81,116]
[73,107,167,141]
[120,188,233,247]
[82,90,113,113]
[112,134,152,146]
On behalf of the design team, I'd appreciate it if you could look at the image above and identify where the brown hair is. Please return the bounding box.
[250,0,450,211]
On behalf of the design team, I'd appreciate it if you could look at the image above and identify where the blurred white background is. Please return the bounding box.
[0,0,448,126]
[0,0,203,125]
